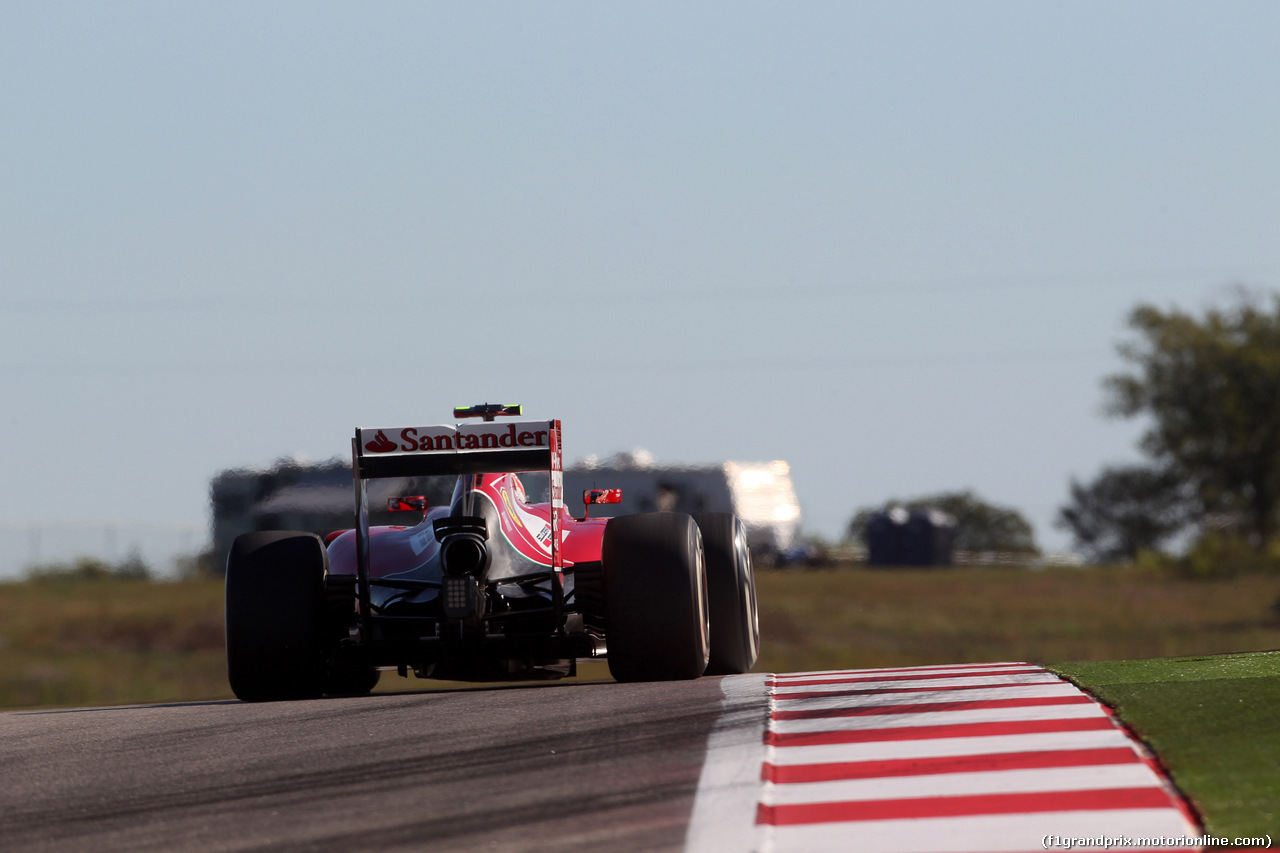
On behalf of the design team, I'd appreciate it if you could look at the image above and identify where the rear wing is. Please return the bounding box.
[355,421,562,479]
[349,419,566,632]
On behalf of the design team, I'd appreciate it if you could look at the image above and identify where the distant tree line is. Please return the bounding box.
[1057,291,1280,571]
[848,490,1040,557]
[25,552,153,582]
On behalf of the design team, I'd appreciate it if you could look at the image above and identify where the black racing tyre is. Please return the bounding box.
[602,512,710,682]
[225,531,328,701]
[693,513,760,675]
[323,666,381,697]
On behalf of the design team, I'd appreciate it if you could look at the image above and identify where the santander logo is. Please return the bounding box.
[360,422,553,455]
[364,430,397,453]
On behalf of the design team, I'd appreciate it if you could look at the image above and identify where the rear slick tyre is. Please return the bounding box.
[602,512,710,682]
[693,513,760,675]
[225,531,328,701]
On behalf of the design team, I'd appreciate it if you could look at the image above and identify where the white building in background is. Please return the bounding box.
[563,452,801,554]
[208,451,802,563]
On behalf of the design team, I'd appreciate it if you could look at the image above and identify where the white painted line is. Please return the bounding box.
[772,683,1083,709]
[769,702,1110,733]
[683,674,770,853]
[765,728,1139,764]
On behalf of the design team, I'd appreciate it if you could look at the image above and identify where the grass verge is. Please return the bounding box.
[2,563,1278,709]
[754,564,1280,672]
[1052,652,1280,839]
[0,575,228,708]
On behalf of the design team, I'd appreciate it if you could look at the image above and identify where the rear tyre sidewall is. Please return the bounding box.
[225,531,328,701]
[602,512,709,682]
[694,513,760,675]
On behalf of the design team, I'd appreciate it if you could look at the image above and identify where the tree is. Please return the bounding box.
[1056,464,1194,563]
[848,490,1039,554]
[1106,294,1280,549]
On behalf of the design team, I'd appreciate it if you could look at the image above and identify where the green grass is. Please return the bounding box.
[754,564,1280,672]
[1052,652,1280,839]
[0,575,229,708]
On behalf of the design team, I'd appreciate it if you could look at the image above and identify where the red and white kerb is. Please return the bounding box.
[687,663,1202,853]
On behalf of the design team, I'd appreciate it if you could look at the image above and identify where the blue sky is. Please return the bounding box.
[2,2,1278,574]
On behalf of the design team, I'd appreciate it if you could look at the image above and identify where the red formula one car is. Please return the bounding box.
[225,404,760,701]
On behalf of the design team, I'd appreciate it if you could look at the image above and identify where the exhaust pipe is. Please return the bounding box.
[434,516,490,620]
[440,532,490,577]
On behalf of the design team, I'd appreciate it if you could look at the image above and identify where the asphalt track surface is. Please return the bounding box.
[0,678,729,853]
[1,668,1202,852]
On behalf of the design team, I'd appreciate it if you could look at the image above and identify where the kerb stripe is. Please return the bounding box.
[762,746,1140,783]
[756,786,1177,825]
[771,668,1052,687]
[767,716,1117,747]
[772,694,1094,720]
[772,680,1063,701]
[771,662,1032,678]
